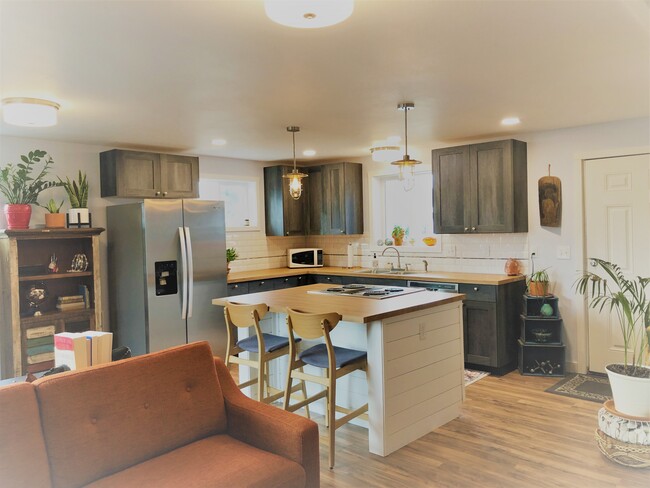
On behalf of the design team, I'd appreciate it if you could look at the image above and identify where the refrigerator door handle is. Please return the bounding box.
[179,226,188,320]
[185,226,194,319]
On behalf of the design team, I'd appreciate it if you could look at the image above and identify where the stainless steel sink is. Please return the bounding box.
[352,268,420,275]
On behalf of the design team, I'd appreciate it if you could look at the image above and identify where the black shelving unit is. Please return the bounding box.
[518,295,566,376]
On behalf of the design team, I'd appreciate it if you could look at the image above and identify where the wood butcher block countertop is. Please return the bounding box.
[227,266,525,286]
[212,283,464,323]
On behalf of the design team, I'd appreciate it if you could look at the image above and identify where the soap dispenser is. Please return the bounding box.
[372,252,379,271]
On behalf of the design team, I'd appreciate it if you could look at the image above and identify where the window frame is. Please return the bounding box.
[198,175,262,232]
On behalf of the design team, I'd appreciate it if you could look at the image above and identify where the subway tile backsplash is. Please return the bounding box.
[227,231,530,275]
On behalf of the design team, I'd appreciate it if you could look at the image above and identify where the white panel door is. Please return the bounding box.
[584,154,650,372]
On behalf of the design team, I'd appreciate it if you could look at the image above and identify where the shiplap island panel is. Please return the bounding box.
[212,283,465,456]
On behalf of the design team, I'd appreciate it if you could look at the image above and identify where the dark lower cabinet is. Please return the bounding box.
[227,282,249,296]
[227,275,309,296]
[460,280,525,375]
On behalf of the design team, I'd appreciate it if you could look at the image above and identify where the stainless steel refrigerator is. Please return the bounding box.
[106,199,227,358]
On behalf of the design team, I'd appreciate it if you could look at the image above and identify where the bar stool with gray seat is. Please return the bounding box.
[224,301,307,405]
[283,308,368,469]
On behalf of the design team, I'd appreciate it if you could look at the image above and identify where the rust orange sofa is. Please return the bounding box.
[0,342,320,488]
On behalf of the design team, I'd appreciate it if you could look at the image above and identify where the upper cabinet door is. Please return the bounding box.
[264,166,307,236]
[308,166,323,235]
[322,164,346,235]
[432,145,471,234]
[160,154,199,198]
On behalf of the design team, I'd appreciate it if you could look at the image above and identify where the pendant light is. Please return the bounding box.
[282,126,308,200]
[391,102,421,192]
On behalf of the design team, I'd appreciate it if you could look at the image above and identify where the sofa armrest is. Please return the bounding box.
[214,357,320,488]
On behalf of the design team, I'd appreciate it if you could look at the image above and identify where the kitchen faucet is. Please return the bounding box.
[381,246,401,270]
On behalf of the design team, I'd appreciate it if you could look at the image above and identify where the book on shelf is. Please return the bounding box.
[57,295,84,304]
[27,351,55,364]
[27,360,54,374]
[56,302,86,311]
[25,325,56,339]
[26,335,55,348]
[77,285,90,309]
[27,343,55,357]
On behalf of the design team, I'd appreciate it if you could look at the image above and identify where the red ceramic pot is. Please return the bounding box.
[4,203,32,229]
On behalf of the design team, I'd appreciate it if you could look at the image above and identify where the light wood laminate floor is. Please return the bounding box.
[232,367,648,487]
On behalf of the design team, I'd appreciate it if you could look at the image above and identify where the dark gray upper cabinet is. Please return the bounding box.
[432,139,527,234]
[264,165,307,236]
[320,162,363,235]
[264,162,363,236]
[100,149,199,199]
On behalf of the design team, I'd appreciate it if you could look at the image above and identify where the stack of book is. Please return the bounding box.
[56,295,85,312]
[54,331,113,370]
[25,325,56,372]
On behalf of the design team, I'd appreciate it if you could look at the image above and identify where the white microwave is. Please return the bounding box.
[287,248,323,268]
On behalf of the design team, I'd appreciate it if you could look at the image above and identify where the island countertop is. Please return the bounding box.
[212,283,464,323]
[227,266,524,286]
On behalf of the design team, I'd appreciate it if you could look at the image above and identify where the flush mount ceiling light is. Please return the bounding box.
[501,116,521,126]
[264,0,354,28]
[303,149,316,157]
[391,102,421,192]
[370,145,401,163]
[211,138,227,146]
[282,126,308,200]
[2,97,60,127]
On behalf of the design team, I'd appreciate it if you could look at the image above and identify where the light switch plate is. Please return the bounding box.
[557,245,571,260]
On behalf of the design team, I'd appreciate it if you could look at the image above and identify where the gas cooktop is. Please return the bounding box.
[307,284,424,300]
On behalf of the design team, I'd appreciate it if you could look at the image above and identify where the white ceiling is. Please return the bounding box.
[1,0,648,162]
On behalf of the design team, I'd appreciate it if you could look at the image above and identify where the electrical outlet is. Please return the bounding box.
[557,245,571,260]
[529,246,538,258]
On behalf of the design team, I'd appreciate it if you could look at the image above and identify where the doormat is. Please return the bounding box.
[464,369,489,386]
[546,373,612,403]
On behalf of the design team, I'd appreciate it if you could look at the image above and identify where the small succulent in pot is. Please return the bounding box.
[526,268,550,297]
[226,247,238,263]
[40,198,64,214]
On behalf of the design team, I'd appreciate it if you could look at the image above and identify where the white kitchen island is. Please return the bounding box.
[212,283,465,456]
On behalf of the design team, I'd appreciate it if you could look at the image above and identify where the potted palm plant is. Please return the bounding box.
[40,198,65,228]
[0,150,59,229]
[527,268,550,297]
[60,171,89,226]
[226,247,238,274]
[391,225,406,246]
[575,258,650,418]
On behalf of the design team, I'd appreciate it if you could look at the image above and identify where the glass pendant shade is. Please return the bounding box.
[2,97,59,127]
[282,126,308,200]
[390,103,421,192]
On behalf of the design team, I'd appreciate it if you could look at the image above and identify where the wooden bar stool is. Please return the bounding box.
[283,308,368,469]
[224,301,307,405]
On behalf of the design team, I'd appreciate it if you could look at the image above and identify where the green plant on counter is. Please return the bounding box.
[391,225,405,239]
[59,170,88,208]
[0,150,59,204]
[226,247,239,263]
[40,198,64,213]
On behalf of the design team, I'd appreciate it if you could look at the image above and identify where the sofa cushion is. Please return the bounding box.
[35,342,227,488]
[0,382,52,488]
[85,434,306,488]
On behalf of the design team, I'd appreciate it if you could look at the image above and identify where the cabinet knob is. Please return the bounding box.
[260,281,265,285]
[464,227,469,232]
[471,226,477,232]
[340,230,344,234]
[473,287,479,291]
[284,278,289,282]
[233,284,238,289]
[286,232,289,236]
[163,191,168,197]
[155,191,161,196]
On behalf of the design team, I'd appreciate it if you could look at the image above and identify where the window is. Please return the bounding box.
[199,177,260,230]
[373,171,440,249]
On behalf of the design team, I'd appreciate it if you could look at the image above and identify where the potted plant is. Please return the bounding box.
[60,171,89,226]
[226,247,238,274]
[391,225,406,246]
[575,258,650,418]
[527,268,550,297]
[0,150,59,229]
[40,198,65,228]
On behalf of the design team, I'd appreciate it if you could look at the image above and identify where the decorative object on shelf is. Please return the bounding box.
[575,258,650,418]
[384,238,393,246]
[41,198,66,228]
[391,102,421,192]
[520,294,565,377]
[281,126,308,200]
[391,225,405,246]
[526,268,550,297]
[48,254,58,273]
[264,0,354,29]
[504,258,522,276]
[60,170,90,227]
[1,97,60,127]
[0,149,59,229]
[226,247,238,275]
[538,164,562,227]
[70,253,89,272]
[25,282,48,316]
[540,303,554,317]
[531,328,552,343]
[422,236,437,247]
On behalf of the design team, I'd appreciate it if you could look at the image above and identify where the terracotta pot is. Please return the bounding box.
[528,281,548,297]
[45,212,66,229]
[393,236,404,246]
[4,203,32,229]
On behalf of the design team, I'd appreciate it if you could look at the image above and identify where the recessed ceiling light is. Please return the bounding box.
[264,0,354,28]
[303,149,316,157]
[2,97,60,127]
[211,138,227,146]
[501,117,521,126]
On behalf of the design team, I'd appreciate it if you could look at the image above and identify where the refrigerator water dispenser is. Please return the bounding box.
[155,261,178,296]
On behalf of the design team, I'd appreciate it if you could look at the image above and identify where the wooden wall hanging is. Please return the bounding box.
[538,164,562,227]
